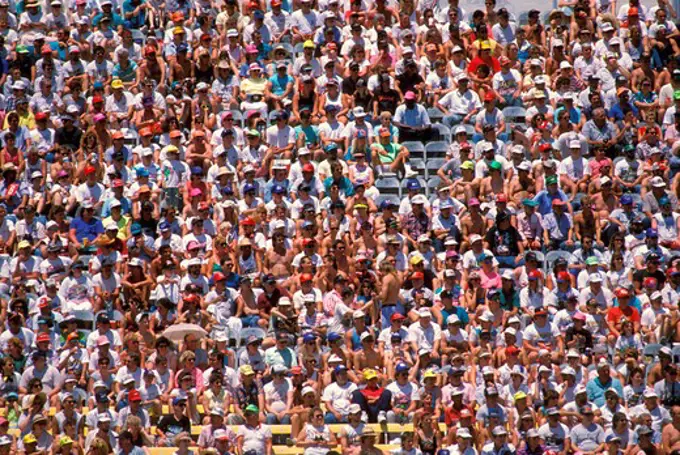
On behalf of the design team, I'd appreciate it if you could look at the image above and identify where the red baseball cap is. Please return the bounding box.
[300,273,313,283]
[557,271,571,282]
[213,272,227,282]
[496,193,508,203]
[35,112,47,121]
[615,287,630,299]
[36,333,50,343]
[484,92,496,102]
[391,313,406,322]
[528,270,543,280]
[128,390,142,401]
[112,179,124,188]
[112,131,124,140]
[84,166,96,175]
[241,217,256,226]
[412,271,424,280]
[93,95,104,104]
[302,163,314,172]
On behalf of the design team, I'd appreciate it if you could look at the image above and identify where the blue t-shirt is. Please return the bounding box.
[70,217,104,244]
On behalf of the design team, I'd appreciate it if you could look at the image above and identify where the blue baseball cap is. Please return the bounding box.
[646,228,658,238]
[334,365,348,374]
[406,180,421,190]
[327,332,341,342]
[620,194,633,205]
[243,183,256,193]
[253,9,264,19]
[177,43,188,53]
[380,199,397,209]
[136,167,149,177]
[93,81,104,90]
[159,221,170,231]
[302,333,316,343]
[324,143,338,153]
[130,223,142,235]
[659,196,671,206]
[395,363,409,373]
[191,166,204,175]
[272,184,285,194]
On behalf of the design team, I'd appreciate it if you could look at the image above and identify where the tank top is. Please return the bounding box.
[194,63,214,84]
[303,424,331,455]
[239,252,257,277]
[325,91,343,111]
[3,149,19,166]
[343,422,364,447]
[298,91,316,112]
[350,328,362,351]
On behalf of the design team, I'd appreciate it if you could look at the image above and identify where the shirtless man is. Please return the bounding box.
[451,162,480,202]
[572,196,603,246]
[169,45,192,83]
[479,161,505,202]
[352,332,385,383]
[378,261,402,330]
[589,176,620,221]
[353,224,378,258]
[374,201,398,237]
[264,233,294,281]
[459,198,489,252]
[662,406,680,453]
[508,162,537,206]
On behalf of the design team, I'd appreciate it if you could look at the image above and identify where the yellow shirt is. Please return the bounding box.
[4,111,35,130]
[240,77,267,96]
[103,214,131,241]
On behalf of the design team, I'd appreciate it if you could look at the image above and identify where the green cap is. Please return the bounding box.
[16,45,29,54]
[489,160,502,171]
[245,404,259,413]
[674,90,680,100]
[522,198,538,207]
[246,129,260,137]
[623,144,635,152]
[460,161,475,170]
[585,256,599,266]
[546,175,558,185]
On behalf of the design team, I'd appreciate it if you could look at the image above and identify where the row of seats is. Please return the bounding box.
[6,423,446,438]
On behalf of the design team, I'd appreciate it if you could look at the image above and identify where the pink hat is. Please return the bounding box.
[404,91,416,100]
[93,113,106,123]
[573,312,586,321]
[187,240,201,250]
[190,188,202,197]
[97,336,110,346]
[246,45,258,54]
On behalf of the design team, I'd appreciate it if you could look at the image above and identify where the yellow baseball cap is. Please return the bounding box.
[239,365,255,376]
[363,369,378,380]
[173,26,185,35]
[59,436,74,447]
[423,370,437,379]
[23,434,37,445]
[17,240,31,249]
[410,255,424,265]
[111,79,124,89]
[460,161,475,170]
[303,40,316,49]
[480,41,492,50]
[165,145,179,153]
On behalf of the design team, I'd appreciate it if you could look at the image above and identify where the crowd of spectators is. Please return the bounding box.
[0,0,679,454]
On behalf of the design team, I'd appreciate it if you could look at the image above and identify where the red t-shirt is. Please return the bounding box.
[606,305,640,325]
[361,385,384,401]
[468,56,501,75]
